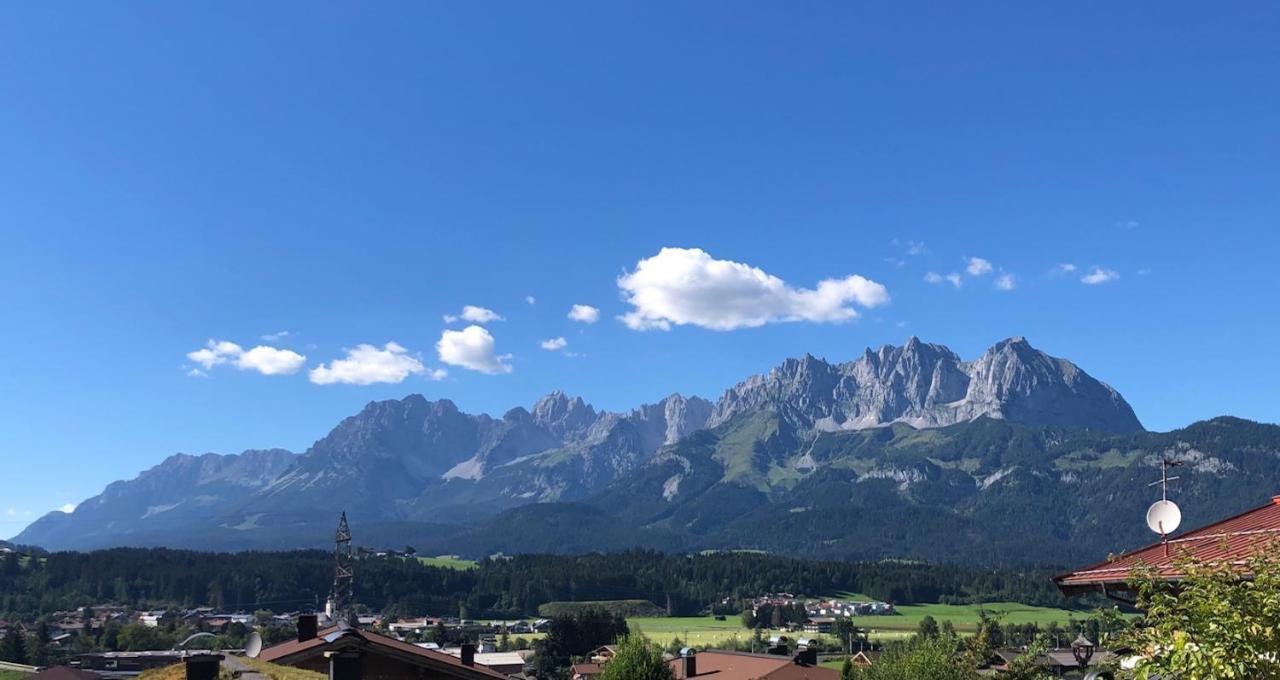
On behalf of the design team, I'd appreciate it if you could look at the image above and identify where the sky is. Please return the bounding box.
[2,2,1278,536]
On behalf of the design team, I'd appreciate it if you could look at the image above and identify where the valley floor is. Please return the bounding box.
[628,599,1088,646]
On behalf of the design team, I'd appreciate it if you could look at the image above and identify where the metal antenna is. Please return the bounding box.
[1146,459,1184,501]
[332,511,355,626]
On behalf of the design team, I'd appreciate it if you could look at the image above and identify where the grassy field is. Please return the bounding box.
[628,599,1091,646]
[415,555,477,570]
[0,671,32,680]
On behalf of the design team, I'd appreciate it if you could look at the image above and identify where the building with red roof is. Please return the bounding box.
[259,623,509,680]
[1055,494,1280,599]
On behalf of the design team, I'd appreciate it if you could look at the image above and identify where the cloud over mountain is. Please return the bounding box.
[617,247,888,331]
[437,325,513,374]
[310,342,425,385]
[186,340,306,376]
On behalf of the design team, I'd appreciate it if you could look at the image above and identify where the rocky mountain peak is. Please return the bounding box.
[710,337,1142,432]
[531,390,597,439]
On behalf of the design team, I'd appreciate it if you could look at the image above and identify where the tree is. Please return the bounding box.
[1,627,28,664]
[1119,550,1280,679]
[916,615,939,639]
[833,618,861,652]
[999,636,1051,680]
[598,634,674,680]
[840,656,855,680]
[847,636,973,680]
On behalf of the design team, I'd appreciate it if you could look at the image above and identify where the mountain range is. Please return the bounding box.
[16,336,1279,566]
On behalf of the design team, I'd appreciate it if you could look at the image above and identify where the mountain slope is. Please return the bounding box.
[14,336,1159,557]
[709,337,1142,432]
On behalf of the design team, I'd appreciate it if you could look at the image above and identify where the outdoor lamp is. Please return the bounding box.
[1071,633,1096,668]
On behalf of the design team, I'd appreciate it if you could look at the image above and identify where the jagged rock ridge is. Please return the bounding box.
[14,336,1143,552]
[709,336,1142,432]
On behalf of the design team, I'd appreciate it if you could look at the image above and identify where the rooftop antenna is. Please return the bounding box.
[1146,460,1184,554]
[331,511,355,626]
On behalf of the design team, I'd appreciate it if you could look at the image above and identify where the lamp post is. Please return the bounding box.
[1071,633,1095,669]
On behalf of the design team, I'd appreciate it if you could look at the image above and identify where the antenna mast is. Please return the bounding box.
[1145,460,1185,555]
[332,511,355,626]
[1147,459,1183,502]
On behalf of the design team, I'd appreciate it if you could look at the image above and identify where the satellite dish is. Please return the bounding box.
[1146,499,1182,535]
[245,632,263,659]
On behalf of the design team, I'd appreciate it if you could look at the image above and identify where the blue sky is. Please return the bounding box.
[2,2,1278,536]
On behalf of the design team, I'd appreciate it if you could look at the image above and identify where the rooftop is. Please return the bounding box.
[1054,495,1280,596]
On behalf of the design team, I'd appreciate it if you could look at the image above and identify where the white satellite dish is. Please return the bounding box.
[1146,499,1182,536]
[245,631,263,659]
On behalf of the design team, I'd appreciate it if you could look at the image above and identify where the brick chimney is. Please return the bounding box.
[460,642,476,667]
[298,613,318,642]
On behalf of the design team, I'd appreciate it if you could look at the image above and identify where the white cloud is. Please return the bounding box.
[186,340,305,376]
[617,247,889,331]
[525,296,537,305]
[5,508,14,517]
[925,272,962,288]
[540,337,568,351]
[187,340,244,370]
[906,240,926,256]
[1053,263,1078,276]
[444,305,504,324]
[436,325,513,374]
[1137,267,1152,276]
[427,368,448,381]
[1116,219,1140,229]
[310,342,426,385]
[966,257,993,276]
[1081,267,1120,285]
[59,503,76,514]
[995,273,1016,291]
[261,330,292,342]
[568,304,600,324]
[236,346,308,375]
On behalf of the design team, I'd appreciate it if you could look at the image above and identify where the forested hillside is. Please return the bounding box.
[0,549,1072,620]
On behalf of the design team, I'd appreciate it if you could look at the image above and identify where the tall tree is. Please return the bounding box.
[1,627,28,664]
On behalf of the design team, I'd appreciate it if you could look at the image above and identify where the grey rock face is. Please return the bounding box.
[12,336,1142,551]
[709,336,1142,432]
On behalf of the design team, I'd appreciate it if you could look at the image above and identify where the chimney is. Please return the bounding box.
[184,653,223,680]
[298,613,319,642]
[460,642,476,667]
[678,648,696,678]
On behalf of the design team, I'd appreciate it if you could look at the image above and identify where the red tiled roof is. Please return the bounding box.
[29,667,100,680]
[259,626,507,679]
[1054,495,1280,596]
[669,651,838,680]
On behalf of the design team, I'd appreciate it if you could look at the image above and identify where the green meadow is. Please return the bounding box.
[628,600,1091,646]
[415,555,478,570]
